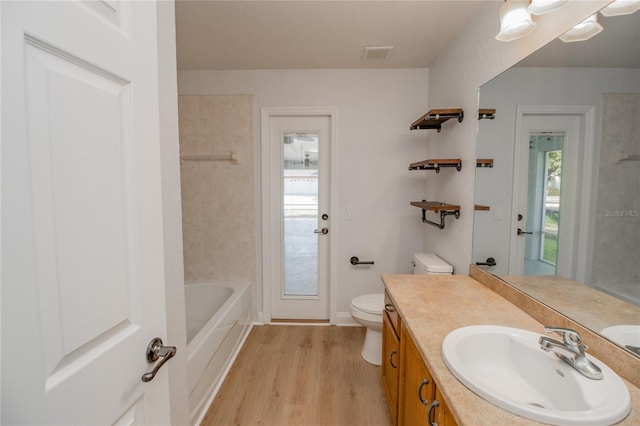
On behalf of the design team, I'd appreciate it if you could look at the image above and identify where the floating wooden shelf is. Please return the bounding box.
[409,158,462,173]
[474,204,491,211]
[410,200,460,229]
[476,158,494,168]
[410,201,460,212]
[410,108,464,132]
[478,109,496,120]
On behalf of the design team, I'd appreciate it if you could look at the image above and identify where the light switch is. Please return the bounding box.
[345,206,354,220]
[494,206,503,221]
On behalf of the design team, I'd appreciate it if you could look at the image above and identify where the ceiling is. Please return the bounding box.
[518,11,640,68]
[175,1,488,70]
[175,1,640,71]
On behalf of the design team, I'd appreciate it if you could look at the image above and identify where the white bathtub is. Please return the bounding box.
[185,281,252,425]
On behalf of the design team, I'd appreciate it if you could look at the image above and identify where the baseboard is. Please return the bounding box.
[336,311,361,326]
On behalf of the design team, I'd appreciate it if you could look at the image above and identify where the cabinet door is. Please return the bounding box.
[399,330,434,425]
[382,312,400,424]
[435,387,457,426]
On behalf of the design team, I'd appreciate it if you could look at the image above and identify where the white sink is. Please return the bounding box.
[601,325,640,351]
[442,325,631,425]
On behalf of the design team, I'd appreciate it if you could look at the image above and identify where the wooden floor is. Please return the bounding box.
[201,325,393,426]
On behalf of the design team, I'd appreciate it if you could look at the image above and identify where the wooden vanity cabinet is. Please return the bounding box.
[383,303,457,426]
[399,326,435,425]
[382,292,401,425]
[434,387,457,426]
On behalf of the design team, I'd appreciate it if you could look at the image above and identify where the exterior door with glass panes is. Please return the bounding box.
[268,115,330,320]
[512,114,580,278]
[524,134,564,275]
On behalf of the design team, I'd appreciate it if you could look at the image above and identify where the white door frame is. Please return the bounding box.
[260,106,338,324]
[510,105,596,281]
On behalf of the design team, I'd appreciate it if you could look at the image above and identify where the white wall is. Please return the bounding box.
[424,0,610,274]
[178,68,429,317]
[474,67,639,277]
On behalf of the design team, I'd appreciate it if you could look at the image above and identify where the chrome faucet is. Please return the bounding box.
[539,326,603,380]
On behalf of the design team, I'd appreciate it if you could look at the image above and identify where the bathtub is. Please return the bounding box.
[185,281,252,425]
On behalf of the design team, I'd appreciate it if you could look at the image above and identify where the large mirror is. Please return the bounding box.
[473,10,640,356]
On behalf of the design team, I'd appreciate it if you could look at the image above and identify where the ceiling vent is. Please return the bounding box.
[361,46,394,61]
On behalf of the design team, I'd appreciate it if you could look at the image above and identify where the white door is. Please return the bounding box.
[267,114,332,321]
[1,2,173,424]
[511,114,580,278]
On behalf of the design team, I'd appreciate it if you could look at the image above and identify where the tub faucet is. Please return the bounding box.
[539,326,603,380]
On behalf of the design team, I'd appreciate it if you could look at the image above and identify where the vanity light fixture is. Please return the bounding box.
[559,14,603,42]
[600,0,640,16]
[527,0,570,15]
[495,0,537,42]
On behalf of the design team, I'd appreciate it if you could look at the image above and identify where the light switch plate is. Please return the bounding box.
[345,206,354,220]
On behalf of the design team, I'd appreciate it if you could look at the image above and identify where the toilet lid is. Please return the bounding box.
[351,293,384,314]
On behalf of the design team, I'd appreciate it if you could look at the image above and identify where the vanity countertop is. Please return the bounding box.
[382,273,640,425]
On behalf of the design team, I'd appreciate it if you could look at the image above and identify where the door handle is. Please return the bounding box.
[141,337,176,383]
[475,257,497,266]
[517,228,533,235]
[314,228,329,235]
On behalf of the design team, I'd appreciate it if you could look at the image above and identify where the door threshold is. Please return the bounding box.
[270,319,330,326]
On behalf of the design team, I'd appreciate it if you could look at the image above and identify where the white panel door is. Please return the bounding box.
[268,115,331,320]
[2,1,172,424]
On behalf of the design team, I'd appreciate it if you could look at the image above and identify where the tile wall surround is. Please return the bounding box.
[178,95,256,283]
[592,93,640,302]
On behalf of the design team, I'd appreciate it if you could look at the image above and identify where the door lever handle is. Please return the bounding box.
[475,257,496,266]
[314,228,329,235]
[517,228,533,235]
[141,337,176,383]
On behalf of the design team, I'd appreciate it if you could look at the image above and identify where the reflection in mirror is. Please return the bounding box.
[473,11,640,356]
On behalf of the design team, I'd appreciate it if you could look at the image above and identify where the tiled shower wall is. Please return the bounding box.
[178,95,256,283]
[591,93,640,302]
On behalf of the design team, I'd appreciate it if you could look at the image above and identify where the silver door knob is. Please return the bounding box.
[141,337,176,383]
[314,228,329,235]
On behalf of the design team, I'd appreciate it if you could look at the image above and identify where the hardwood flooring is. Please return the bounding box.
[201,325,393,426]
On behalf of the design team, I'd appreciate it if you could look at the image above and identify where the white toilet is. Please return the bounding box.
[350,253,453,365]
[350,293,385,365]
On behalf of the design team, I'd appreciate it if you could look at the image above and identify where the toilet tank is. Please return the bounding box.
[413,253,453,275]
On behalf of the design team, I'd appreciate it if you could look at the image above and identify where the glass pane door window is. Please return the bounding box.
[541,150,562,266]
[282,133,319,296]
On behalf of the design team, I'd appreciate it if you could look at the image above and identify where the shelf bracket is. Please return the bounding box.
[421,208,460,229]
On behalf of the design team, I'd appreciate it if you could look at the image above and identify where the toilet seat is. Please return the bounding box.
[351,293,384,315]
